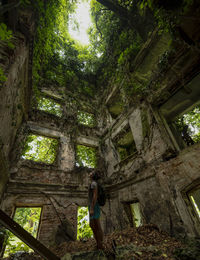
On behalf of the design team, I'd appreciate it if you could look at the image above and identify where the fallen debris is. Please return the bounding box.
[4,225,195,260]
[3,251,42,260]
[52,224,184,259]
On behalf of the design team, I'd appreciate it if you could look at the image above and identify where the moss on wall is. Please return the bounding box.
[137,33,171,75]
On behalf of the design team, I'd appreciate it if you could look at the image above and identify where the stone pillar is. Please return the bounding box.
[60,136,75,171]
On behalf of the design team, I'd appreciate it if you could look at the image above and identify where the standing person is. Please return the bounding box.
[88,170,103,250]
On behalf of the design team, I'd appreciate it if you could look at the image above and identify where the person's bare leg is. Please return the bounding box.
[94,219,103,249]
[90,219,98,245]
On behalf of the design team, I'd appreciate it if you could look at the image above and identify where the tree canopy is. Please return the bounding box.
[2,0,196,107]
[30,0,150,102]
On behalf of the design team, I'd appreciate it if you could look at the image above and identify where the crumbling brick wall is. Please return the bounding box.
[0,34,31,198]
[1,191,89,247]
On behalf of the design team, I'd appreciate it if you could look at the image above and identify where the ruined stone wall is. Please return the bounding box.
[102,143,200,238]
[1,104,101,246]
[1,5,200,253]
[100,101,200,238]
[103,102,173,178]
[0,34,31,198]
[1,191,88,247]
[99,21,200,239]
[9,116,100,186]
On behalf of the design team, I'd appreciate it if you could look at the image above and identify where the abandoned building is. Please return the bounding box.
[0,0,200,259]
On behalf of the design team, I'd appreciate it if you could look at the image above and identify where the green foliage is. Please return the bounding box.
[117,147,129,160]
[0,67,7,83]
[32,0,74,87]
[0,23,14,49]
[76,144,97,168]
[4,208,41,257]
[139,0,194,34]
[139,0,194,12]
[158,50,172,71]
[77,207,93,240]
[175,105,200,144]
[108,94,124,119]
[31,0,144,102]
[0,23,14,84]
[114,129,136,160]
[89,0,143,97]
[118,0,134,10]
[117,143,136,161]
[22,134,59,164]
[30,0,194,105]
[117,32,141,67]
[139,1,173,34]
[37,97,62,117]
[32,0,100,99]
[77,111,95,127]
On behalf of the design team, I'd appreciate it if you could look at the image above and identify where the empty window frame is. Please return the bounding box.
[123,201,142,228]
[77,207,92,240]
[107,92,124,119]
[37,96,62,117]
[173,105,200,146]
[77,111,95,127]
[22,134,59,164]
[159,73,200,150]
[3,207,42,257]
[188,186,200,221]
[130,202,142,227]
[113,126,137,161]
[76,144,97,168]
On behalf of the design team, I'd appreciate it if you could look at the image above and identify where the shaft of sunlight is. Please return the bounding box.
[68,1,92,45]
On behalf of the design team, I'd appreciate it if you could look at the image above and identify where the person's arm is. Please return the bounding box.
[90,187,98,216]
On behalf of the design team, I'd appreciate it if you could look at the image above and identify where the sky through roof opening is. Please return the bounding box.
[68,0,92,45]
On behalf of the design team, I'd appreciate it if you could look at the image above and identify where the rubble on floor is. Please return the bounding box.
[54,224,184,260]
[3,251,42,260]
[4,225,200,260]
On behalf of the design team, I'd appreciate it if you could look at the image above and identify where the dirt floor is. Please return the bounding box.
[4,224,195,260]
[52,224,184,259]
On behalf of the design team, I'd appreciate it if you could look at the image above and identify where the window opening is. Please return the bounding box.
[174,105,200,145]
[113,126,137,161]
[3,207,42,258]
[77,111,95,127]
[22,134,59,164]
[37,97,62,117]
[188,187,200,221]
[77,207,92,240]
[107,93,124,119]
[76,144,97,168]
[130,202,142,227]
